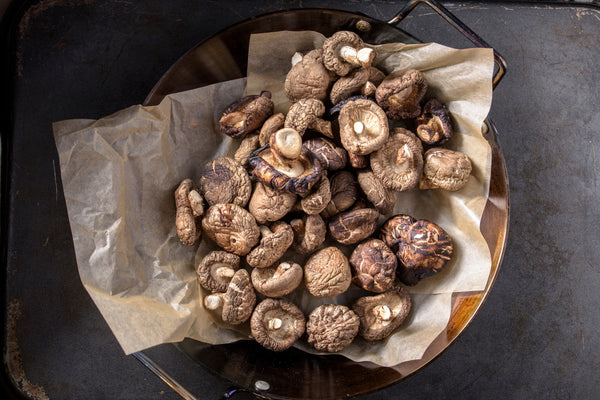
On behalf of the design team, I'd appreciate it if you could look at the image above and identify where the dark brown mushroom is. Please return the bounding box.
[196,250,240,293]
[259,112,285,146]
[300,173,331,215]
[347,151,370,169]
[321,170,360,218]
[174,179,204,246]
[352,285,411,341]
[350,239,397,293]
[322,31,375,76]
[375,69,427,120]
[248,181,297,224]
[202,203,260,256]
[419,148,472,191]
[370,128,423,191]
[303,137,347,171]
[246,222,294,269]
[285,49,335,103]
[304,247,352,298]
[379,214,417,252]
[249,128,323,195]
[339,98,389,155]
[306,304,360,352]
[290,214,327,255]
[284,99,333,138]
[203,269,256,325]
[357,170,397,215]
[328,208,380,245]
[415,99,453,145]
[219,91,274,138]
[329,67,370,105]
[395,218,454,286]
[251,261,303,297]
[200,157,252,207]
[250,298,305,352]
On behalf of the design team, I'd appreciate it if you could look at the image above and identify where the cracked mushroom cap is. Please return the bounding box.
[219,91,274,138]
[375,69,428,120]
[350,239,398,293]
[284,98,332,138]
[299,173,331,215]
[304,247,352,298]
[202,203,260,256]
[303,137,348,171]
[249,128,323,195]
[395,218,454,286]
[321,170,359,218]
[203,269,256,325]
[290,214,326,255]
[370,128,423,192]
[196,250,240,293]
[306,304,360,352]
[330,67,370,105]
[246,222,294,269]
[251,261,303,298]
[322,31,375,76]
[250,298,305,352]
[357,170,397,215]
[415,99,453,145]
[420,148,472,191]
[174,179,204,246]
[379,214,417,252]
[200,157,252,207]
[339,98,389,156]
[352,285,411,341]
[248,181,297,224]
[285,49,334,103]
[328,208,380,245]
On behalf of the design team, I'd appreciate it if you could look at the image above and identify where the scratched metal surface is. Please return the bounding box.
[2,1,599,399]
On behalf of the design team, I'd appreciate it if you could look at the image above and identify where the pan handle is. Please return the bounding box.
[387,0,507,89]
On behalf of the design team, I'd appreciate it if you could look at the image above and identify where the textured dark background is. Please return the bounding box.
[2,1,599,399]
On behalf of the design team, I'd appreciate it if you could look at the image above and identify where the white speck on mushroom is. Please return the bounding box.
[215,265,235,279]
[291,52,303,66]
[395,144,412,171]
[354,121,365,135]
[204,294,223,310]
[268,318,283,330]
[373,304,392,321]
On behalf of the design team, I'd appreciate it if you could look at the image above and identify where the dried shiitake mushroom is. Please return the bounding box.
[219,91,274,138]
[339,98,389,156]
[248,181,297,224]
[370,128,423,192]
[357,170,397,215]
[285,49,335,103]
[329,67,370,105]
[203,269,256,325]
[196,250,240,293]
[174,179,204,246]
[306,304,360,352]
[246,222,294,269]
[352,285,411,341]
[375,69,427,120]
[415,99,453,145]
[350,239,397,293]
[202,203,260,256]
[234,133,261,169]
[259,113,285,146]
[303,137,347,171]
[200,157,252,207]
[251,298,305,352]
[321,170,359,218]
[300,173,331,216]
[290,214,326,254]
[249,128,323,195]
[251,261,303,298]
[304,247,352,297]
[379,214,417,252]
[322,31,375,76]
[420,148,472,191]
[328,208,380,245]
[347,151,370,169]
[285,98,332,138]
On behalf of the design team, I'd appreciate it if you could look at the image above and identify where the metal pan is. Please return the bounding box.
[141,1,509,398]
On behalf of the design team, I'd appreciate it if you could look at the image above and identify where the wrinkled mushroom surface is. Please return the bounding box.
[303,137,347,171]
[246,222,294,268]
[357,170,397,215]
[370,128,423,192]
[284,98,332,138]
[259,112,285,146]
[290,214,327,254]
[306,304,360,352]
[248,181,297,224]
[415,99,453,145]
[219,91,274,138]
[200,157,252,207]
[251,261,303,297]
[196,250,240,293]
[328,208,380,245]
[379,214,417,252]
[285,49,334,103]
[322,31,374,76]
[234,134,261,169]
[350,239,397,293]
[300,174,331,215]
[304,247,352,297]
[251,298,305,351]
[202,203,260,256]
[375,69,427,120]
[203,269,256,325]
[330,67,370,105]
[174,179,203,246]
[352,285,411,341]
[420,148,472,191]
[339,99,389,156]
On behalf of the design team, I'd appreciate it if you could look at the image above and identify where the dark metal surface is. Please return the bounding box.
[2,1,599,399]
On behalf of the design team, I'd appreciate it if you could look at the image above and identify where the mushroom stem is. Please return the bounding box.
[361,81,377,97]
[373,304,392,321]
[268,318,283,330]
[353,121,365,135]
[215,266,235,279]
[395,144,412,170]
[204,294,224,310]
[338,45,374,68]
[259,225,273,238]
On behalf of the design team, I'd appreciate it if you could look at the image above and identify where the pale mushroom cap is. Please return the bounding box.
[304,247,352,297]
[420,148,472,191]
[306,304,360,352]
[196,250,241,293]
[270,128,303,161]
[339,99,389,156]
[250,298,306,352]
[251,261,303,297]
[246,221,294,268]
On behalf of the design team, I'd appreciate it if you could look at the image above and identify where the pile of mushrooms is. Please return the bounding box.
[173,30,471,353]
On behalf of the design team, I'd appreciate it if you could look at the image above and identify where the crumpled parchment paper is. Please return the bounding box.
[53,31,494,367]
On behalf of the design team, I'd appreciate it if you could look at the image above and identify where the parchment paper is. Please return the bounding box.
[53,31,495,367]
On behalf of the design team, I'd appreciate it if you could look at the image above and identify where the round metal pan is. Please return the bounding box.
[143,7,509,400]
